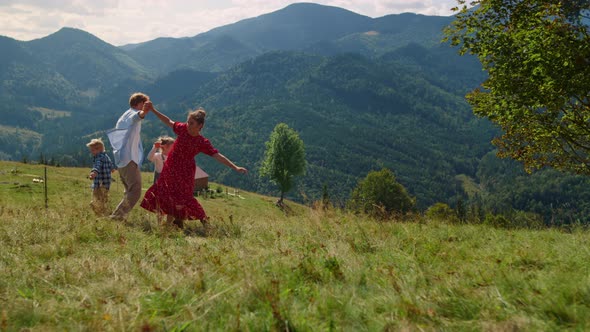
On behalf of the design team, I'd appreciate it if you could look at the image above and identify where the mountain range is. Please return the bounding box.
[1,2,588,223]
[120,4,453,74]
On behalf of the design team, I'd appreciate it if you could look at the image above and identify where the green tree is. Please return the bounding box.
[347,168,416,219]
[260,123,306,205]
[444,1,590,173]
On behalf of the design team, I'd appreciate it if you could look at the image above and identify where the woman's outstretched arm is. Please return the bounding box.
[147,102,174,128]
[212,153,248,174]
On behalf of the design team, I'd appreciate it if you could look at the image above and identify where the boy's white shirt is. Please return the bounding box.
[107,108,144,168]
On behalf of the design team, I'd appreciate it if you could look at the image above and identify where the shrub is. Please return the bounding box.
[484,211,545,230]
[347,168,416,219]
[425,202,460,223]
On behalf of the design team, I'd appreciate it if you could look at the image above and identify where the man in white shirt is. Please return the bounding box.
[107,92,151,220]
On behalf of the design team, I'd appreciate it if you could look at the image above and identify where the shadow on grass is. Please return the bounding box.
[183,223,210,237]
[116,212,244,240]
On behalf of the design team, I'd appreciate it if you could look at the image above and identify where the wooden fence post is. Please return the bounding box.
[44,166,48,209]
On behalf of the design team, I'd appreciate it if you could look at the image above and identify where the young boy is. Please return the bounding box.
[107,92,150,220]
[87,138,116,217]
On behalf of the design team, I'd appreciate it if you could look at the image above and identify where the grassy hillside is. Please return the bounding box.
[1,161,590,330]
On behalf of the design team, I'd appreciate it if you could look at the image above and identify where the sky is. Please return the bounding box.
[0,0,458,46]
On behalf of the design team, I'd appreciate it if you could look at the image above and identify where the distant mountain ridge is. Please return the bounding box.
[0,27,151,118]
[27,28,150,92]
[123,3,453,74]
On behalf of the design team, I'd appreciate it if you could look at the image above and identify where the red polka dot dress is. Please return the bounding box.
[141,122,218,220]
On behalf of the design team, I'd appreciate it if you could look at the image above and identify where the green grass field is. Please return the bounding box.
[1,161,590,331]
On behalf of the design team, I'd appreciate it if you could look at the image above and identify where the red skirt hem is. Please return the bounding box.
[140,188,206,220]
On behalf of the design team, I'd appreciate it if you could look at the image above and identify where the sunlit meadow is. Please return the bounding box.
[1,161,590,331]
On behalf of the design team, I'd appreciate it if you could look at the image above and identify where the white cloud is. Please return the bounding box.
[0,0,457,45]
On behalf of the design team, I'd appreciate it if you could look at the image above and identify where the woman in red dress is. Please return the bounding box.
[140,103,248,228]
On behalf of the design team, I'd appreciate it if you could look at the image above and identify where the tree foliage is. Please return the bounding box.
[444,0,590,173]
[474,150,590,224]
[347,168,416,218]
[260,123,306,204]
